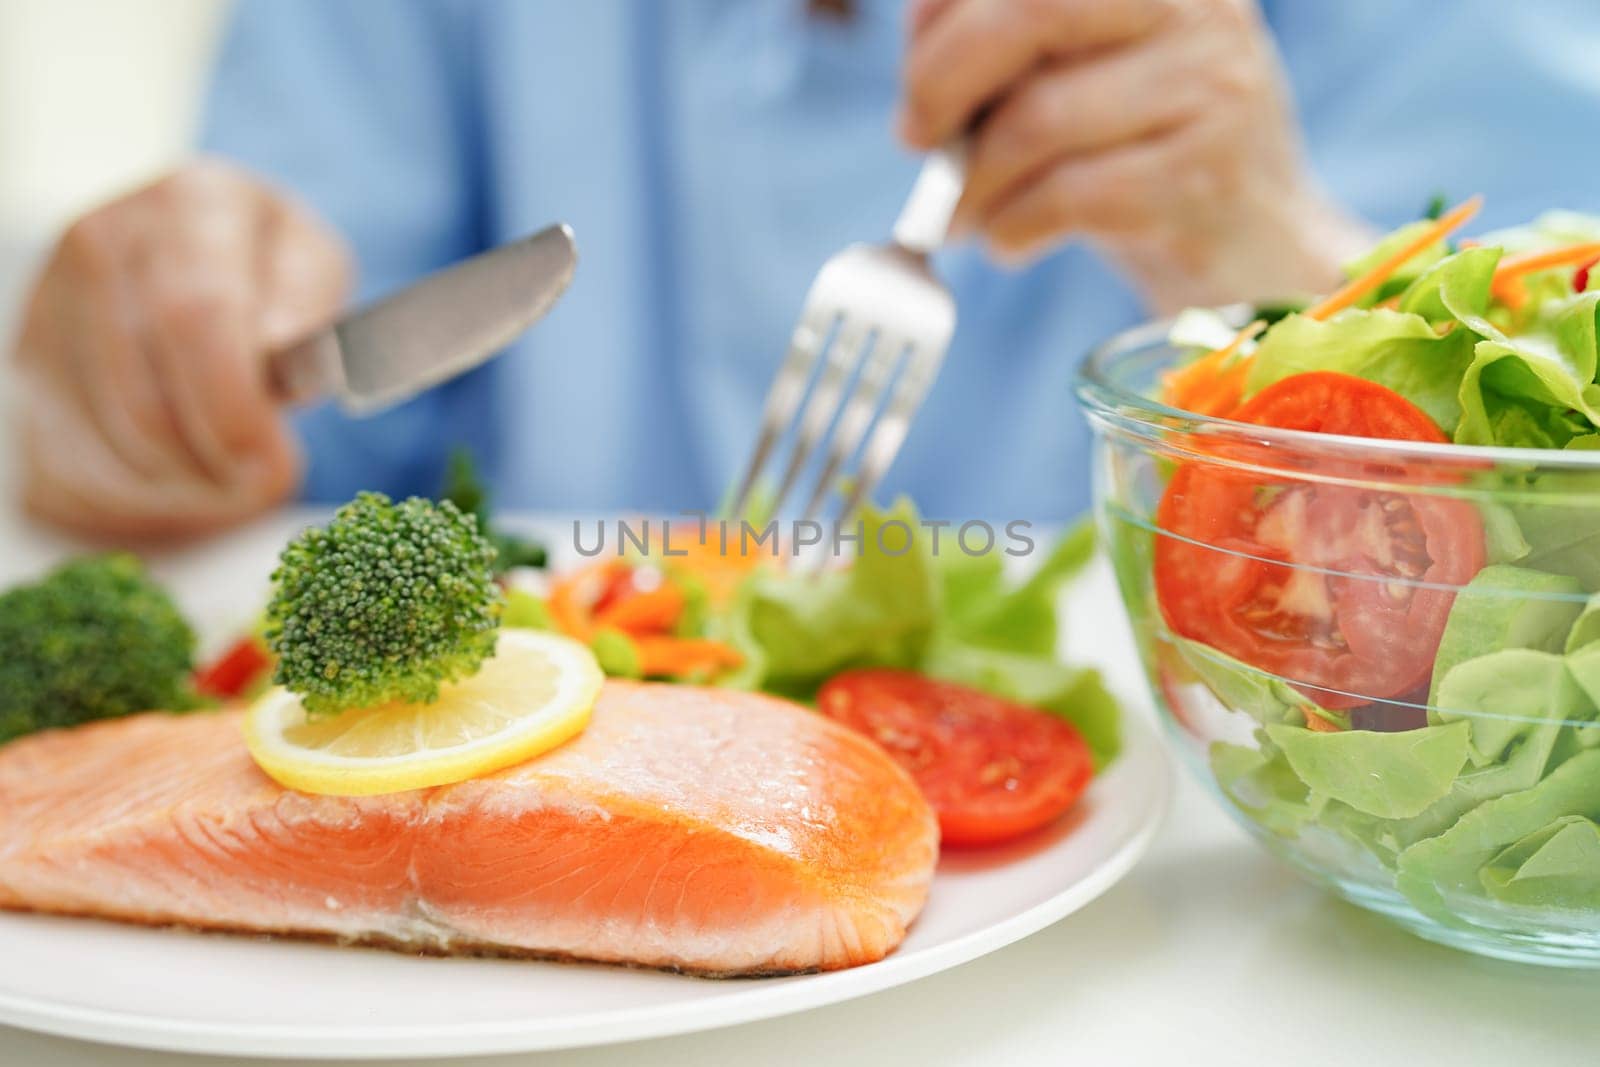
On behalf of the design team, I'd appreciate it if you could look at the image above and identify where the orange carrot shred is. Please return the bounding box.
[1489,240,1600,311]
[1304,196,1483,322]
[1164,197,1484,418]
[1162,319,1266,414]
[1305,709,1342,733]
[546,560,629,642]
[1495,278,1530,312]
[634,636,744,678]
[594,583,686,636]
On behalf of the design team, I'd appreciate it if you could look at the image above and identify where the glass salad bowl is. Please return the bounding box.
[1076,315,1600,966]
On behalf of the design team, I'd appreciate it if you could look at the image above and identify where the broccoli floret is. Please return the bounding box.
[265,492,503,716]
[0,555,197,744]
[440,448,548,572]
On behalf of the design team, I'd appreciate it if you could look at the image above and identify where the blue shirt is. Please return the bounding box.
[202,0,1600,519]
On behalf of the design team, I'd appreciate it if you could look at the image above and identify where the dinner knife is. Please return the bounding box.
[265,223,577,414]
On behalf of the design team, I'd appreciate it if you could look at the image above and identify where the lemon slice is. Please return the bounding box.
[244,629,604,796]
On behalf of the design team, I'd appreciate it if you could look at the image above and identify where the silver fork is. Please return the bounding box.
[727,144,965,524]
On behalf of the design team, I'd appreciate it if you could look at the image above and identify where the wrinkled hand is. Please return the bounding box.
[900,0,1372,311]
[11,160,351,540]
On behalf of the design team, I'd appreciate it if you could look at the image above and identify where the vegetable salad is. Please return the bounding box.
[1154,199,1600,930]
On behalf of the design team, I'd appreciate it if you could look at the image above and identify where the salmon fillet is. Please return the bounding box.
[0,681,938,975]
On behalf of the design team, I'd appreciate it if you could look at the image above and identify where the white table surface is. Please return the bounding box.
[0,495,1597,1067]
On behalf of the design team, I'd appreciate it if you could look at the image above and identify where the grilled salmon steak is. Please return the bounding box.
[0,681,938,975]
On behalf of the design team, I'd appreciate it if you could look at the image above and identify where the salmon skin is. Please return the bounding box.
[0,681,938,976]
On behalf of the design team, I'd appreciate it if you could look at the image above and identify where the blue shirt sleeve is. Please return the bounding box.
[199,0,497,502]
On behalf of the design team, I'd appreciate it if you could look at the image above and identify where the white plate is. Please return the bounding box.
[0,514,1172,1059]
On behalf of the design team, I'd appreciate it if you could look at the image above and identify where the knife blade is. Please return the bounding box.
[265,223,577,414]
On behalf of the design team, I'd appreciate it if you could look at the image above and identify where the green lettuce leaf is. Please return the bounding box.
[1426,564,1585,707]
[1396,749,1600,925]
[1304,652,1583,864]
[1434,649,1594,766]
[1565,594,1600,655]
[939,519,1094,655]
[1386,723,1565,855]
[1340,219,1452,304]
[1454,292,1600,449]
[1170,636,1319,727]
[1562,594,1600,709]
[730,499,936,688]
[1478,503,1532,565]
[724,502,1121,765]
[1211,737,1316,837]
[1398,244,1501,324]
[1243,310,1475,433]
[1264,721,1469,820]
[1504,470,1600,590]
[1480,815,1600,909]
[1475,212,1600,324]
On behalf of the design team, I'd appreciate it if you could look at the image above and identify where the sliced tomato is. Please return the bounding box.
[1155,372,1485,709]
[817,669,1093,847]
[193,636,274,701]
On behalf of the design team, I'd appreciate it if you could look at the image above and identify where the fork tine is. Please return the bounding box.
[798,331,909,523]
[836,342,946,522]
[768,321,872,515]
[726,307,837,519]
[733,143,965,530]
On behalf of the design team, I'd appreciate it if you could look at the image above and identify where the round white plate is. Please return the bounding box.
[0,515,1172,1059]
[0,708,1168,1060]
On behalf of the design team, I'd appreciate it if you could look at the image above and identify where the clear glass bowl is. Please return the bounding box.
[1076,314,1600,966]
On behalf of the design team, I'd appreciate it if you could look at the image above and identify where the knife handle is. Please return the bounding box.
[264,331,344,407]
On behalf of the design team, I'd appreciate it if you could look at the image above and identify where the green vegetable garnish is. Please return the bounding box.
[0,555,198,744]
[590,627,644,679]
[440,447,549,572]
[265,492,502,717]
[720,501,1121,768]
[501,588,554,631]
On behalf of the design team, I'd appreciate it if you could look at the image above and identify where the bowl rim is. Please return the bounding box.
[1073,305,1600,472]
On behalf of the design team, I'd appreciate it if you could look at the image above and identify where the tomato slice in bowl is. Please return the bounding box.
[1155,372,1486,709]
[817,669,1094,847]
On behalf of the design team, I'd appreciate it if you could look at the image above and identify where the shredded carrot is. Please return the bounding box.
[1163,197,1484,419]
[1305,709,1342,733]
[1489,240,1600,311]
[634,635,744,678]
[1494,281,1528,312]
[1493,240,1600,280]
[1303,196,1483,322]
[595,582,686,636]
[667,530,770,606]
[1182,361,1252,419]
[1161,319,1266,415]
[546,560,629,642]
